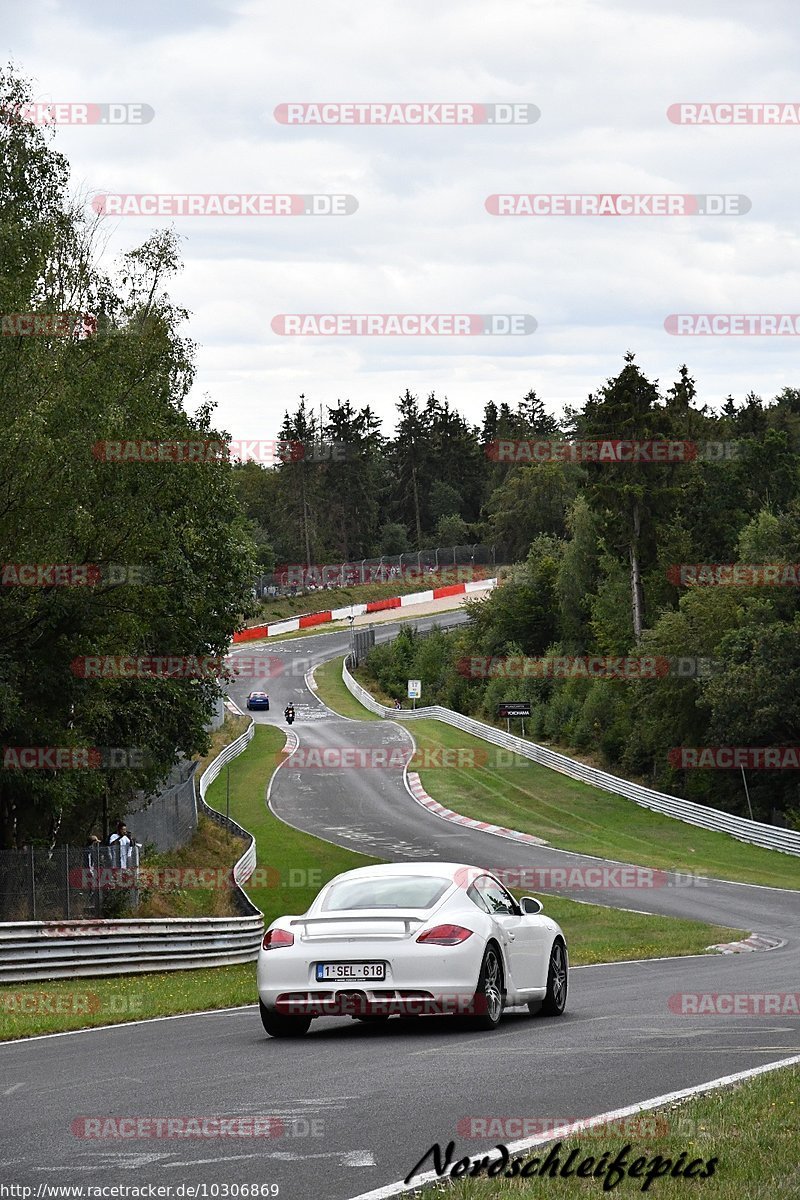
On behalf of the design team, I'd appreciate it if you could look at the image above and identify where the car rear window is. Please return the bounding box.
[320,876,450,911]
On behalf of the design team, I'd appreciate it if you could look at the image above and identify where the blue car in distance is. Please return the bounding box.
[247,691,270,711]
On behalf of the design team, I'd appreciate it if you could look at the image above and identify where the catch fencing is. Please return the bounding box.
[342,658,800,858]
[255,543,501,595]
[0,844,142,923]
[0,721,264,983]
[123,759,199,852]
[0,760,200,924]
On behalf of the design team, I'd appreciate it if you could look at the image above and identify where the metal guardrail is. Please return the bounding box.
[342,657,800,858]
[0,721,264,984]
[197,720,258,890]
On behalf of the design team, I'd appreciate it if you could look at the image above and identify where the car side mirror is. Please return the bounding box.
[520,896,543,915]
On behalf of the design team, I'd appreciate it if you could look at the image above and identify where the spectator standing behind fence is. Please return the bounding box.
[83,833,101,884]
[107,822,136,869]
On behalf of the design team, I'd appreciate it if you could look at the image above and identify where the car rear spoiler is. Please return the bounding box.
[289,915,424,934]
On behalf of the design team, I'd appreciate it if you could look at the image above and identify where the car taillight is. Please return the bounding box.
[416,924,473,946]
[262,928,294,950]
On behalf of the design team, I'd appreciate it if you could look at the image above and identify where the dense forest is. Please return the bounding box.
[356,358,800,827]
[233,387,565,569]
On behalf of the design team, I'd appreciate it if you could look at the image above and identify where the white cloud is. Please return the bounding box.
[6,0,799,435]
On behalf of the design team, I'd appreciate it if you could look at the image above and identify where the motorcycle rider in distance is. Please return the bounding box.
[284,703,295,725]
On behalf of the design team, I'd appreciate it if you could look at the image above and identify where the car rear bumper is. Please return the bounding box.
[261,987,489,1018]
[258,942,484,1015]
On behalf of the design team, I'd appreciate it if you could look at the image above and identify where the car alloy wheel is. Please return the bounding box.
[532,939,568,1017]
[466,944,504,1031]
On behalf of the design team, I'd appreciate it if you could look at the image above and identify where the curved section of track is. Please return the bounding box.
[2,613,799,1200]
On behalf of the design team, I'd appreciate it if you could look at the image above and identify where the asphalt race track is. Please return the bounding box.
[2,614,799,1200]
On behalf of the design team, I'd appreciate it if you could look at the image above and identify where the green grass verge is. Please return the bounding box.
[312,656,381,721]
[319,661,799,889]
[248,570,491,626]
[135,817,242,918]
[524,896,741,965]
[403,719,799,889]
[422,1065,799,1199]
[0,963,256,1040]
[207,724,381,925]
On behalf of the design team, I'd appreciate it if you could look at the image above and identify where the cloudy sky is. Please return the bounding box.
[5,0,800,440]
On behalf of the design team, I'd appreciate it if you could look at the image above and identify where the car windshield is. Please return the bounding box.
[320,876,451,911]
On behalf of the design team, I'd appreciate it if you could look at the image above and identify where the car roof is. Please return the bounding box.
[324,861,485,885]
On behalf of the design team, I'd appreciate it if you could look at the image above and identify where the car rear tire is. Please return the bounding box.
[463,943,504,1031]
[530,938,567,1017]
[259,1001,312,1038]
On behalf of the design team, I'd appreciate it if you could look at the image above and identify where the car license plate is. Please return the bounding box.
[315,961,386,982]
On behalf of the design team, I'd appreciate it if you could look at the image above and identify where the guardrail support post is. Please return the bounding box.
[29,845,36,921]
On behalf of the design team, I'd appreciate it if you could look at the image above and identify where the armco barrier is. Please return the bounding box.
[233,577,497,643]
[0,721,264,984]
[197,720,258,888]
[342,658,800,858]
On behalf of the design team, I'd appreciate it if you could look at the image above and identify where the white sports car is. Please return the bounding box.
[257,861,568,1038]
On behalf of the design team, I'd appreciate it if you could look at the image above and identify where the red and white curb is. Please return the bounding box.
[406,771,546,846]
[232,577,496,643]
[707,933,784,954]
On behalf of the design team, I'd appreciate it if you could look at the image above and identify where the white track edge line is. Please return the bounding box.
[0,1004,259,1047]
[345,1054,800,1200]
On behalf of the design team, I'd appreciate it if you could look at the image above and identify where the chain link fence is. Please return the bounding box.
[0,843,142,921]
[122,759,198,852]
[351,626,376,668]
[255,543,503,597]
[0,762,199,921]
